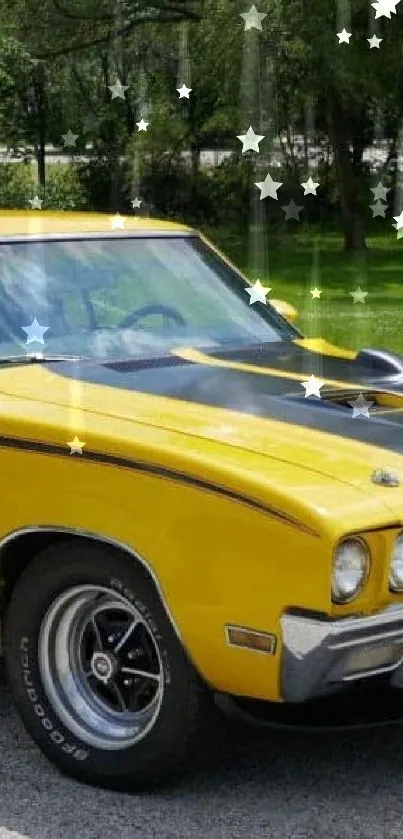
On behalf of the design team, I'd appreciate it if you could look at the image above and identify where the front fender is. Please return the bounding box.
[0,442,332,703]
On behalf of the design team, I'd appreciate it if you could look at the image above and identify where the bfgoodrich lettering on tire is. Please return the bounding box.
[4,539,213,791]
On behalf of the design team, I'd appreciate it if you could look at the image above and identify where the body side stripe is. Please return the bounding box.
[0,433,319,537]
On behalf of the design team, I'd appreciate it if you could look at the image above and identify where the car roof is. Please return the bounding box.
[0,210,194,238]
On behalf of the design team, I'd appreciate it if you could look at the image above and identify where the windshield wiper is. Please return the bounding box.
[0,353,87,365]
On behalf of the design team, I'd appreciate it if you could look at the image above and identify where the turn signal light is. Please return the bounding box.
[225,625,277,654]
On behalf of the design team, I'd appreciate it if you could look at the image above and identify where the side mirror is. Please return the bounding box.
[271,299,299,324]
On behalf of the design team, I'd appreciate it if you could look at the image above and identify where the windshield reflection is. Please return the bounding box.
[0,236,297,361]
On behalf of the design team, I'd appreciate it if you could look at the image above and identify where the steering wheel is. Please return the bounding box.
[118,304,187,331]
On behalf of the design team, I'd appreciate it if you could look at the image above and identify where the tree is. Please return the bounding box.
[0,0,202,187]
[258,0,403,249]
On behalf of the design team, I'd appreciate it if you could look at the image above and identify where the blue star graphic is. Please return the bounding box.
[21,318,49,345]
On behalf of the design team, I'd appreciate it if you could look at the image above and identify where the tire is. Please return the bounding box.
[3,539,213,791]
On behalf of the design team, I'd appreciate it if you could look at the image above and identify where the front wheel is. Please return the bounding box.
[4,540,212,791]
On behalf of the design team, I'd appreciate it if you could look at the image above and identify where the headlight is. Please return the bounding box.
[332,537,370,603]
[390,532,403,591]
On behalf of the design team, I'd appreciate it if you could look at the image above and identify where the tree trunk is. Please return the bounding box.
[341,204,367,251]
[303,129,309,173]
[285,122,297,174]
[34,62,46,189]
[187,90,201,178]
[383,135,397,180]
[327,97,367,251]
[190,143,200,177]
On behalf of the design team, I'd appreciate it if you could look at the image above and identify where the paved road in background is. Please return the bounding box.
[0,144,390,171]
[0,670,402,839]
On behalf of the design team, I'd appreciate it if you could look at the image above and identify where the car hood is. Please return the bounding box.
[2,338,403,531]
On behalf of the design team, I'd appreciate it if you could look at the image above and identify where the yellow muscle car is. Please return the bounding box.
[1,210,403,790]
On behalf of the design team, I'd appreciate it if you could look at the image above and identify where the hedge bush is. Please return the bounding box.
[0,161,87,210]
[0,162,35,208]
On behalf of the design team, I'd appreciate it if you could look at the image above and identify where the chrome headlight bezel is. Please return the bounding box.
[332,536,370,604]
[389,531,403,592]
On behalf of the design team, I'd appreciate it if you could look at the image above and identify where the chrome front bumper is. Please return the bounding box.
[281,605,403,703]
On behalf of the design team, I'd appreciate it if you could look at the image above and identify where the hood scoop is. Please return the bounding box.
[355,348,403,378]
[286,387,403,423]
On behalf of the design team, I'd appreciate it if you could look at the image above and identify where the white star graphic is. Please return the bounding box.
[237,126,265,153]
[310,288,322,299]
[136,119,149,131]
[131,197,142,209]
[371,200,387,218]
[245,279,271,305]
[393,210,403,230]
[368,34,383,48]
[240,4,267,31]
[61,129,78,147]
[68,436,86,454]
[255,171,283,201]
[348,392,374,419]
[372,0,400,19]
[282,199,303,221]
[22,318,49,344]
[301,374,325,398]
[110,213,126,230]
[108,79,129,100]
[350,286,369,304]
[301,176,320,196]
[28,195,43,209]
[337,29,352,44]
[177,84,192,98]
[371,181,389,201]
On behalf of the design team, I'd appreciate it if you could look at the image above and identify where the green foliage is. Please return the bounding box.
[0,162,88,209]
[136,152,254,228]
[0,163,34,207]
[200,156,254,228]
[0,37,38,146]
[139,156,197,221]
[0,0,202,60]
[43,165,87,209]
[75,158,129,212]
[0,0,402,250]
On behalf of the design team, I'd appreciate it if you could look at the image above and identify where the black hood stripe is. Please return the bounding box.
[0,434,319,537]
[46,343,403,458]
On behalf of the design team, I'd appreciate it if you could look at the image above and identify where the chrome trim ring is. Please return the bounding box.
[331,535,370,604]
[38,584,164,750]
[389,530,403,592]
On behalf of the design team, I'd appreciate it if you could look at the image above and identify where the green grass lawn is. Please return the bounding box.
[207,225,403,355]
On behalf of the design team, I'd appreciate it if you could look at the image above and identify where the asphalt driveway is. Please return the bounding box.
[0,668,402,839]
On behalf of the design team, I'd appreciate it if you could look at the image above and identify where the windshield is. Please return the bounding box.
[0,235,298,361]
